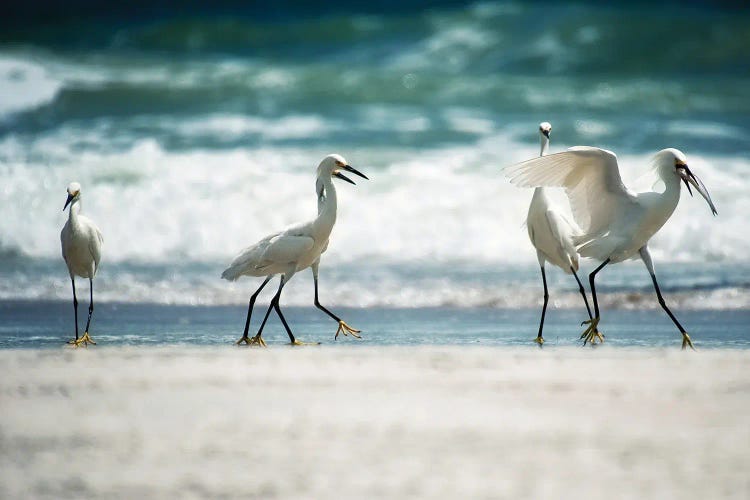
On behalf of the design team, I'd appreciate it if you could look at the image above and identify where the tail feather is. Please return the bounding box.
[221,265,241,281]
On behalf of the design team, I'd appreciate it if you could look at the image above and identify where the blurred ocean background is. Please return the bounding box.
[1,1,749,345]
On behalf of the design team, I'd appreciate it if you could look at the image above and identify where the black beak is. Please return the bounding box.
[542,130,550,139]
[63,193,74,211]
[678,164,718,216]
[342,164,368,180]
[334,171,356,185]
[334,165,369,185]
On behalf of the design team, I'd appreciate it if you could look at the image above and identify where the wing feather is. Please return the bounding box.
[506,147,636,237]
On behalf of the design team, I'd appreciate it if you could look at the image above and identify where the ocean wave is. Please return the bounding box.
[0,56,61,116]
[0,134,744,266]
[2,260,748,310]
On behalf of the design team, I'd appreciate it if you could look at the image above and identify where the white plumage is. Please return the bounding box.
[507,146,717,348]
[61,182,103,346]
[222,154,368,346]
[524,123,594,344]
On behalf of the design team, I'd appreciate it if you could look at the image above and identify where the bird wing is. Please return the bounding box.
[506,146,637,237]
[544,209,578,272]
[89,225,104,269]
[256,234,315,269]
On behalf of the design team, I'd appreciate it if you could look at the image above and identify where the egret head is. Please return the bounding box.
[658,148,717,216]
[318,154,369,185]
[539,122,552,139]
[63,182,82,211]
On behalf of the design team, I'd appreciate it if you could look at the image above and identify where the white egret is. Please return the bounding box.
[221,154,368,346]
[507,146,717,349]
[60,182,103,346]
[525,122,596,345]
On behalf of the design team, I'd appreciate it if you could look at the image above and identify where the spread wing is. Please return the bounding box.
[506,146,637,237]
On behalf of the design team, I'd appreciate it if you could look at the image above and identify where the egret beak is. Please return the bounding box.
[333,165,368,185]
[342,164,369,180]
[678,166,717,216]
[542,130,550,139]
[63,193,74,211]
[333,171,356,185]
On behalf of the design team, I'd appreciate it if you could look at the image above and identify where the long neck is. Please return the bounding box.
[68,200,81,226]
[658,168,682,211]
[314,174,337,233]
[535,134,550,196]
[539,134,549,157]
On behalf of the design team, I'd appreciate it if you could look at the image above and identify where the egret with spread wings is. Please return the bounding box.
[507,147,716,349]
[221,154,368,346]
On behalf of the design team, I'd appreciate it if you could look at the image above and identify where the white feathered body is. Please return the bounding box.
[221,177,337,281]
[509,147,685,264]
[527,187,580,272]
[61,204,103,279]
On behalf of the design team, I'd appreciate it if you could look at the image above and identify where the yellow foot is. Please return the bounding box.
[67,331,96,347]
[236,335,266,347]
[334,320,362,340]
[534,336,545,345]
[579,319,604,346]
[290,339,322,346]
[681,332,695,351]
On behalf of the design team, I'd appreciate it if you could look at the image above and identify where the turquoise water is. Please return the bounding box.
[2,301,748,349]
[1,2,748,342]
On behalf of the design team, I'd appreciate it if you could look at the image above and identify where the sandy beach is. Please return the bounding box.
[1,346,748,499]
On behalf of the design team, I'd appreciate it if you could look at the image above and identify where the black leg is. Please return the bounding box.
[648,273,687,333]
[588,258,610,319]
[571,267,593,320]
[313,275,342,323]
[272,289,296,344]
[71,277,79,340]
[639,246,693,350]
[83,277,94,334]
[536,266,549,343]
[255,276,296,343]
[240,276,272,340]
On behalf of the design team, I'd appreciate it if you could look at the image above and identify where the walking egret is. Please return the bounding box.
[221,154,368,346]
[60,182,103,346]
[525,122,596,345]
[507,147,717,349]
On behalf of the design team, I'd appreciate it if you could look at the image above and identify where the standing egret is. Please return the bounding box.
[60,182,103,346]
[525,122,596,345]
[507,147,717,349]
[221,154,368,346]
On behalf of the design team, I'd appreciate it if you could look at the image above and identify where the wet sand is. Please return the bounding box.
[1,346,748,499]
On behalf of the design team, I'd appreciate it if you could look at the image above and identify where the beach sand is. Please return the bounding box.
[1,347,748,499]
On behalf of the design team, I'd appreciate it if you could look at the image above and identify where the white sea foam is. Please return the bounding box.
[0,129,745,268]
[0,57,62,116]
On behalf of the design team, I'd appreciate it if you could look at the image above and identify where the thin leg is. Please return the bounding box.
[272,285,296,344]
[84,278,94,333]
[580,258,610,345]
[237,276,272,344]
[255,276,303,345]
[571,268,593,320]
[314,275,361,340]
[535,266,549,345]
[589,258,610,320]
[639,246,694,350]
[71,277,79,341]
[254,278,282,341]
